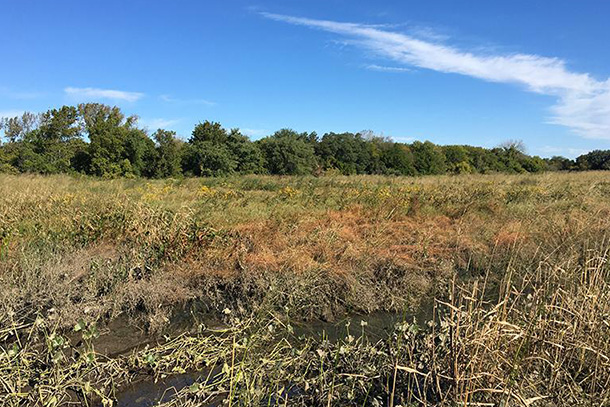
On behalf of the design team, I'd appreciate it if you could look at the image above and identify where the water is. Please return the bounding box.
[104,300,435,407]
[115,371,204,407]
[292,311,412,342]
[76,304,222,357]
[114,367,228,407]
[302,295,433,339]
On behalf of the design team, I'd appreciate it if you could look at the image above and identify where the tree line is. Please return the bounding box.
[0,104,607,178]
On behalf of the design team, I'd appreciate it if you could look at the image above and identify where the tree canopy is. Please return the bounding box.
[0,104,604,178]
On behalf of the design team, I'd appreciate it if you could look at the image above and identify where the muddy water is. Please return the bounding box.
[292,298,434,342]
[115,369,224,407]
[107,307,434,407]
[115,371,204,407]
[82,305,223,357]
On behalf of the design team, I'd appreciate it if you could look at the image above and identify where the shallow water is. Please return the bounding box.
[115,371,203,407]
[114,369,227,407]
[77,304,222,357]
[292,296,434,342]
[292,311,412,342]
[108,308,433,406]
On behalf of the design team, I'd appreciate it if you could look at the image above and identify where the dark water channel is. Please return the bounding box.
[98,301,435,407]
[115,371,209,407]
[114,368,227,407]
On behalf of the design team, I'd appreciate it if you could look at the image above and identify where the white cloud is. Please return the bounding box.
[160,94,216,106]
[366,64,412,73]
[241,128,269,138]
[391,135,415,142]
[65,87,144,102]
[537,145,590,158]
[261,12,610,140]
[138,118,181,130]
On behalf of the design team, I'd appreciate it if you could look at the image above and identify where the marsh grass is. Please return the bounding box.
[1,172,610,405]
[1,243,609,406]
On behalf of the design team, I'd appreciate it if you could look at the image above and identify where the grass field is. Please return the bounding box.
[1,172,610,406]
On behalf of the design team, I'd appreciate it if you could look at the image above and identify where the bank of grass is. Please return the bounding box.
[2,172,609,328]
[1,172,610,405]
[2,241,609,406]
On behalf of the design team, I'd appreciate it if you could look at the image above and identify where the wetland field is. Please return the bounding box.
[1,172,610,406]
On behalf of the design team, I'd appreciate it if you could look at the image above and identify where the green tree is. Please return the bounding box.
[182,141,237,176]
[576,150,610,170]
[381,142,416,175]
[443,145,473,174]
[360,131,396,174]
[0,144,18,173]
[226,129,265,174]
[151,129,183,178]
[80,103,152,177]
[0,112,39,143]
[182,121,240,176]
[0,107,86,174]
[191,121,228,144]
[258,129,317,175]
[545,156,574,171]
[124,128,156,177]
[497,140,528,173]
[316,132,371,174]
[519,155,546,173]
[411,141,447,175]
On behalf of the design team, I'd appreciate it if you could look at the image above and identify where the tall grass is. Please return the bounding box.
[1,172,609,405]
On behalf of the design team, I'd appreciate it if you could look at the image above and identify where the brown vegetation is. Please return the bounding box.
[1,172,610,406]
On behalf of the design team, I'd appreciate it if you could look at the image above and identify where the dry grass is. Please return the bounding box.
[1,172,610,405]
[1,172,610,328]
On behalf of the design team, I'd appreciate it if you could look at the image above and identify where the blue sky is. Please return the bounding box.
[2,0,610,158]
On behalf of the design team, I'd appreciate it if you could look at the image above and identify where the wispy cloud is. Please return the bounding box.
[391,135,415,142]
[240,128,269,138]
[138,118,181,130]
[65,87,144,102]
[537,145,590,158]
[366,64,412,73]
[160,94,216,106]
[261,12,610,140]
[405,25,451,42]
